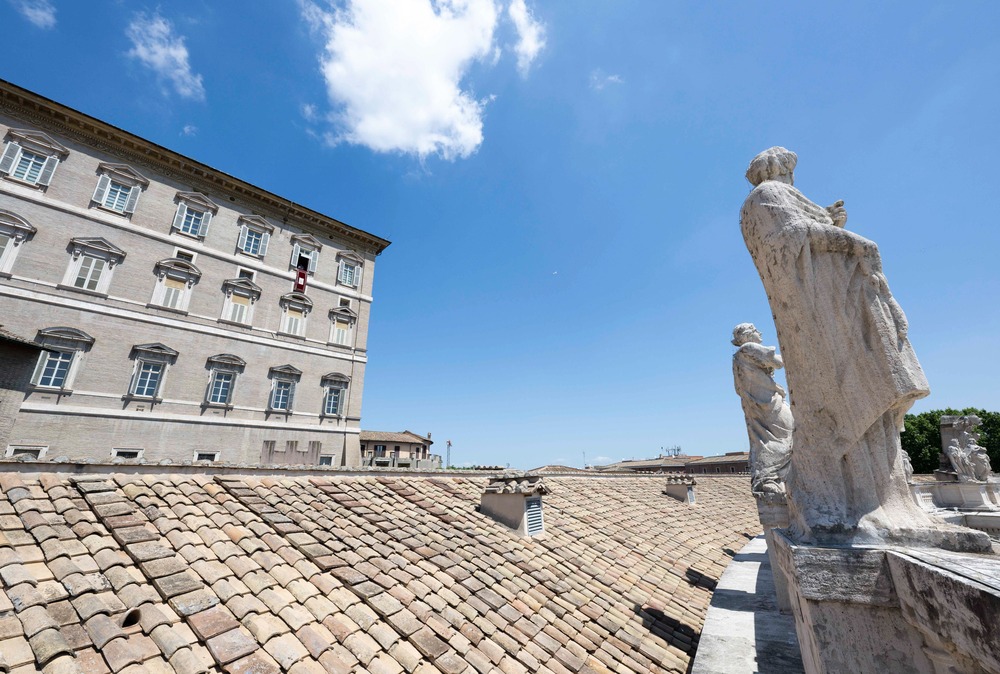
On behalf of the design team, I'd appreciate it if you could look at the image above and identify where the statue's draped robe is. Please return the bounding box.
[741,180,935,540]
[733,342,792,494]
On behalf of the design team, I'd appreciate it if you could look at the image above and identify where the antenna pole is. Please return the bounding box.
[446,440,452,470]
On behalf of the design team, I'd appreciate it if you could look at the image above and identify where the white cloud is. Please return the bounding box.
[300,103,319,123]
[301,0,507,160]
[181,124,198,137]
[9,0,55,28]
[507,0,545,76]
[589,70,623,91]
[126,12,205,101]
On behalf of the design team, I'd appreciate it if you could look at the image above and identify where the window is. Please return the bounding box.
[286,440,299,453]
[174,249,196,262]
[290,234,322,274]
[91,163,149,215]
[321,373,350,417]
[339,298,351,308]
[220,277,261,326]
[525,497,544,536]
[171,192,218,239]
[309,441,323,453]
[279,293,312,338]
[238,268,255,280]
[375,445,386,457]
[0,210,35,275]
[5,446,46,459]
[0,129,67,187]
[61,238,126,296]
[267,365,301,412]
[112,448,143,460]
[205,354,245,407]
[262,440,276,454]
[127,343,178,401]
[195,451,219,462]
[149,258,201,313]
[319,455,334,466]
[336,251,364,289]
[328,306,357,347]
[31,327,95,392]
[236,215,273,258]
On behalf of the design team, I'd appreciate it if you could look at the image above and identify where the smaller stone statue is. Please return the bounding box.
[731,323,793,496]
[901,450,914,482]
[946,415,993,482]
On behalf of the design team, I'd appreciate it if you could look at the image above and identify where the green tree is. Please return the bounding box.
[901,408,1000,474]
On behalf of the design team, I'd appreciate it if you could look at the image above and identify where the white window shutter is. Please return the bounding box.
[172,203,187,230]
[260,232,270,255]
[237,225,248,251]
[198,211,212,237]
[291,243,301,269]
[0,142,19,175]
[123,185,141,213]
[287,382,296,410]
[352,265,359,287]
[308,250,318,273]
[338,260,346,284]
[30,352,47,385]
[92,175,111,204]
[37,155,58,186]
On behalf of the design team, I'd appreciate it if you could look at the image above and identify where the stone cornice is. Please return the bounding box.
[0,79,391,255]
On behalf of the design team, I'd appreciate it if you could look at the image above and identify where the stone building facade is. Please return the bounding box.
[359,430,439,469]
[0,79,389,465]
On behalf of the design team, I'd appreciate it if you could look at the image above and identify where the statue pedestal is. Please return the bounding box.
[912,479,1000,511]
[755,494,792,613]
[770,530,1000,674]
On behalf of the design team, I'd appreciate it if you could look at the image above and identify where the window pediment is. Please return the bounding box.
[269,364,302,380]
[37,327,95,346]
[132,343,178,361]
[291,233,323,251]
[175,192,219,214]
[222,277,262,297]
[329,306,358,322]
[238,214,274,233]
[68,237,126,262]
[280,292,313,310]
[336,250,364,265]
[155,258,202,280]
[321,373,351,385]
[207,353,247,370]
[97,163,149,187]
[5,129,69,157]
[0,210,37,238]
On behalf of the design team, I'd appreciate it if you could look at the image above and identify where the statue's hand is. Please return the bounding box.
[826,200,847,228]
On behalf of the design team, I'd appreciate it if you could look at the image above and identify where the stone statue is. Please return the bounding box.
[731,322,792,496]
[946,415,993,482]
[740,147,988,551]
[901,450,914,482]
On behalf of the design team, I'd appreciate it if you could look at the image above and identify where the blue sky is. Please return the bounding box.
[4,1,999,468]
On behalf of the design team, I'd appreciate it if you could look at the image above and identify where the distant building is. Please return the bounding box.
[685,452,750,475]
[0,79,389,465]
[360,430,440,469]
[594,454,704,473]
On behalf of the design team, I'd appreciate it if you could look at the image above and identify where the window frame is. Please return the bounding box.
[267,364,302,413]
[0,129,68,188]
[90,163,149,216]
[320,372,350,418]
[171,192,219,240]
[194,451,220,463]
[149,258,202,314]
[4,445,47,459]
[328,306,358,348]
[318,455,334,466]
[289,234,323,275]
[204,353,246,409]
[126,343,178,403]
[61,237,126,297]
[30,326,97,393]
[111,448,144,461]
[219,277,261,327]
[336,250,365,289]
[0,210,36,277]
[278,292,313,338]
[236,215,273,259]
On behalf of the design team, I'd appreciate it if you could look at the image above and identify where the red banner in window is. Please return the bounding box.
[294,269,307,293]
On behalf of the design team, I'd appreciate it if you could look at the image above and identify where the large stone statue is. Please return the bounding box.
[740,147,988,550]
[731,322,792,496]
[945,415,993,482]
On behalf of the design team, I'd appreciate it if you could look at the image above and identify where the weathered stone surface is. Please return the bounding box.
[740,146,990,552]
[154,571,204,599]
[188,606,239,641]
[169,589,220,617]
[206,629,258,665]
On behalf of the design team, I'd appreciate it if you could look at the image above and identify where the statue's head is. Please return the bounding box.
[746,147,797,187]
[732,322,761,346]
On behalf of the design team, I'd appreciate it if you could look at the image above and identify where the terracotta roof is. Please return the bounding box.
[0,471,759,674]
[594,456,702,472]
[528,466,591,474]
[685,454,749,465]
[0,326,44,350]
[360,431,433,445]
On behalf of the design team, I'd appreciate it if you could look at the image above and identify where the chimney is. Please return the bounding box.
[480,472,549,536]
[664,475,696,504]
[427,432,432,440]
